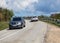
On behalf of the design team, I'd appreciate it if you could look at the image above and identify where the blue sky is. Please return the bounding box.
[0,0,60,16]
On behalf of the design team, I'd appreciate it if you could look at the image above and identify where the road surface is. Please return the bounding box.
[0,20,48,43]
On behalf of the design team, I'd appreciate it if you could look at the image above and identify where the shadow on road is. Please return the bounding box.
[7,28,23,30]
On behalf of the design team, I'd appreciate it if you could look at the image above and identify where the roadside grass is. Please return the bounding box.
[0,22,9,30]
[46,21,60,27]
[40,20,60,27]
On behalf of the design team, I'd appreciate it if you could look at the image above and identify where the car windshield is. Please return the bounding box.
[12,17,22,21]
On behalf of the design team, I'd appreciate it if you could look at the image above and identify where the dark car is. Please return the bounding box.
[9,17,25,29]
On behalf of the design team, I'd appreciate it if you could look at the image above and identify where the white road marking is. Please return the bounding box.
[0,30,21,40]
[0,30,18,38]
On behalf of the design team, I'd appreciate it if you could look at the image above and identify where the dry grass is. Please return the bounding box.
[45,24,60,43]
[0,22,8,30]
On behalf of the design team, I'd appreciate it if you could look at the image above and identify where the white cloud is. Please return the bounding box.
[1,0,60,16]
[21,0,38,6]
[0,0,38,10]
[0,0,7,8]
[13,0,38,11]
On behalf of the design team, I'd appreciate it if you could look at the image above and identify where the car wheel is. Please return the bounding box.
[20,27,23,29]
[24,25,25,27]
[9,27,12,30]
[30,20,33,22]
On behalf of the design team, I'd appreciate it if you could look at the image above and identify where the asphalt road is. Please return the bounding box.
[0,20,48,43]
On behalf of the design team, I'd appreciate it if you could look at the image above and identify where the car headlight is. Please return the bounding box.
[17,22,21,25]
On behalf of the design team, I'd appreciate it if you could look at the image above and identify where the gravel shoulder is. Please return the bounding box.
[45,24,60,43]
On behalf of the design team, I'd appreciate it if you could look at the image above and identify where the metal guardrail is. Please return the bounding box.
[39,18,60,26]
